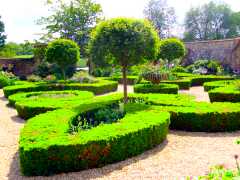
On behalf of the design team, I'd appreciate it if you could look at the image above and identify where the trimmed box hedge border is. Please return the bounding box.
[3,79,118,97]
[134,83,179,94]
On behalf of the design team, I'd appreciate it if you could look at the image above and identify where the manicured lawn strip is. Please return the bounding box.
[134,83,179,94]
[208,85,240,102]
[19,103,170,176]
[3,79,118,97]
[8,90,94,107]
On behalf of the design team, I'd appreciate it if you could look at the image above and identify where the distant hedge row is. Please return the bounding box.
[3,79,118,97]
[134,83,179,94]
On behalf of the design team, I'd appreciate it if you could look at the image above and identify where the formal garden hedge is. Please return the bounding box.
[134,83,179,94]
[7,90,240,176]
[19,100,170,176]
[160,79,191,90]
[203,80,236,91]
[3,79,118,97]
[208,85,240,102]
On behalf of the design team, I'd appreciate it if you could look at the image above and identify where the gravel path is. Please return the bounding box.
[179,86,210,102]
[1,87,240,179]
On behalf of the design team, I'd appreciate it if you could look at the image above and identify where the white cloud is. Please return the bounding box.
[0,0,239,43]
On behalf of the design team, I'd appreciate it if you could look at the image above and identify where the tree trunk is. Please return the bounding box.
[122,65,128,104]
[61,68,66,82]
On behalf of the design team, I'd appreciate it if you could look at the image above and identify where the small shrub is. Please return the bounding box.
[134,83,179,94]
[46,39,80,80]
[27,75,42,82]
[158,38,186,65]
[187,60,222,75]
[70,71,98,84]
[171,66,187,73]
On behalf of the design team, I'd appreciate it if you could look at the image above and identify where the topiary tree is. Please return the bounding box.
[45,39,80,80]
[158,38,186,67]
[89,18,159,103]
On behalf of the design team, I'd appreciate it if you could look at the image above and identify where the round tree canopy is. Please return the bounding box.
[158,38,186,62]
[46,39,80,68]
[89,17,159,67]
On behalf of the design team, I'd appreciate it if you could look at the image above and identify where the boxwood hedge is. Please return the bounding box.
[3,79,118,97]
[208,85,240,102]
[161,79,191,90]
[134,83,179,94]
[14,93,195,119]
[19,102,170,176]
[190,75,233,86]
[203,80,236,91]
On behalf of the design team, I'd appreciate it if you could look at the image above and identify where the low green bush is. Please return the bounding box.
[8,90,94,107]
[134,83,179,94]
[0,71,19,88]
[161,79,191,90]
[208,85,240,102]
[204,80,235,91]
[197,165,240,179]
[190,75,233,86]
[19,102,170,176]
[3,79,118,97]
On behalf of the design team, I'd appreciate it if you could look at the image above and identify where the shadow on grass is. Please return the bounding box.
[8,140,168,180]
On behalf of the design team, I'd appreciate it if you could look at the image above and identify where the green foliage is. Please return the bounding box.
[134,83,179,94]
[198,165,240,179]
[89,18,159,66]
[171,66,187,73]
[89,17,159,102]
[161,79,191,90]
[0,41,34,58]
[3,79,118,98]
[71,103,125,131]
[0,71,19,88]
[0,16,6,48]
[19,101,170,176]
[208,84,240,102]
[46,39,80,80]
[204,80,236,91]
[187,59,222,75]
[143,0,176,38]
[184,1,240,41]
[70,71,97,83]
[38,0,102,56]
[111,76,140,85]
[158,38,186,63]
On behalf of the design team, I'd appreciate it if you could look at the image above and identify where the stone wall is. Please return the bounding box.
[183,38,240,71]
[0,58,36,77]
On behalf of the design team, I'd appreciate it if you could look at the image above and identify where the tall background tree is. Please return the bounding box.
[89,18,159,103]
[144,0,176,39]
[184,1,240,41]
[0,16,6,48]
[38,0,102,56]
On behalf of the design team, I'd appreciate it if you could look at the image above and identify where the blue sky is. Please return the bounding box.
[0,0,240,43]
